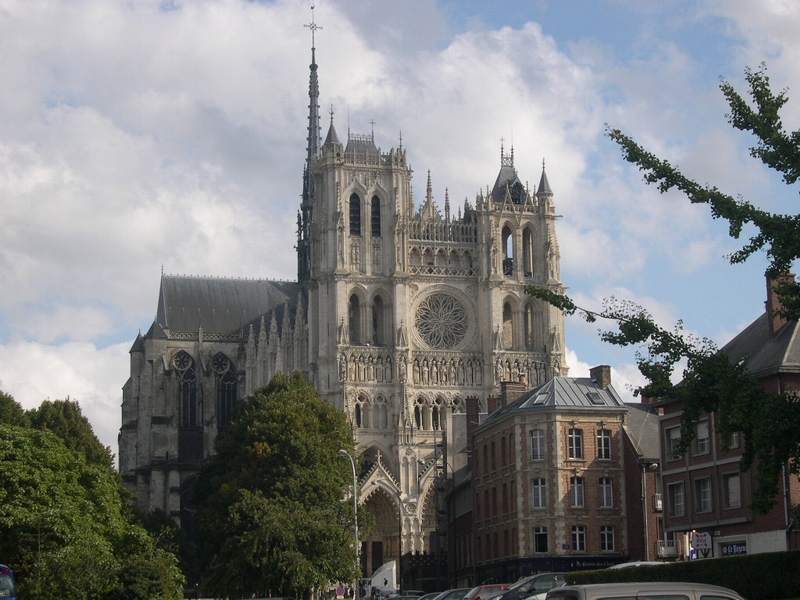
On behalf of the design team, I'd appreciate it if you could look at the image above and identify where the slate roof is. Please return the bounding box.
[324,121,340,146]
[624,402,660,460]
[478,375,626,430]
[721,313,800,378]
[491,163,526,205]
[344,133,379,156]
[153,275,302,335]
[537,167,553,195]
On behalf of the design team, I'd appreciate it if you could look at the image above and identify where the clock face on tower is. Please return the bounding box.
[415,293,469,349]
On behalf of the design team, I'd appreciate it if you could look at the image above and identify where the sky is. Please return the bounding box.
[1,0,799,455]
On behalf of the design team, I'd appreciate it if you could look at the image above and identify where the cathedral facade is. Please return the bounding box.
[120,35,567,573]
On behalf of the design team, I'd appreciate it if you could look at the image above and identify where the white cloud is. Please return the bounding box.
[0,340,129,454]
[1,0,799,455]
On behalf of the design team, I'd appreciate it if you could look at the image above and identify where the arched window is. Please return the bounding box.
[371,195,381,237]
[522,227,534,277]
[173,351,198,428]
[502,301,514,349]
[372,295,388,346]
[355,403,363,428]
[349,294,362,344]
[212,353,237,429]
[501,225,513,276]
[415,396,430,430]
[349,193,361,235]
[432,397,443,431]
[375,396,388,429]
[524,303,534,350]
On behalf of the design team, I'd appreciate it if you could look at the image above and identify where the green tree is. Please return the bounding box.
[527,64,800,513]
[0,392,185,599]
[138,507,199,589]
[195,372,360,599]
[0,423,185,599]
[27,398,114,468]
[0,390,29,427]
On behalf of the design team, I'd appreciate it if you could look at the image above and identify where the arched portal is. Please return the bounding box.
[362,487,401,577]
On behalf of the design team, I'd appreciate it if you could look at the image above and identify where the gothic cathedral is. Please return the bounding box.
[120,28,567,573]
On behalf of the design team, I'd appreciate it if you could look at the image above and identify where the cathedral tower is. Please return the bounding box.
[120,11,568,580]
[300,30,567,564]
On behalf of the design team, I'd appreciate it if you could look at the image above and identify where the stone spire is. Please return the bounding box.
[537,158,553,196]
[298,6,322,284]
[304,7,322,163]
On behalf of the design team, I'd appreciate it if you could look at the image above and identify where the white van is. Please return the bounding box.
[546,582,746,600]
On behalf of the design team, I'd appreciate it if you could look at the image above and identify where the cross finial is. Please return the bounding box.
[370,119,376,140]
[304,5,322,49]
[329,104,335,123]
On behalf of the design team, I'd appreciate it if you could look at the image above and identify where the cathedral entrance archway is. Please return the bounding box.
[362,487,401,577]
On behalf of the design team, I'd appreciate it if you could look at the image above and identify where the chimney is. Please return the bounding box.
[767,274,793,338]
[501,381,527,408]
[487,395,498,414]
[590,365,611,390]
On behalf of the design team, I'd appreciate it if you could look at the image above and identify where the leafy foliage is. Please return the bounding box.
[138,507,199,587]
[0,393,185,599]
[27,398,114,468]
[0,390,29,427]
[195,372,360,599]
[528,64,800,513]
[606,64,800,318]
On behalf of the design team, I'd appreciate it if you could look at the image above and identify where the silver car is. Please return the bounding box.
[546,582,746,600]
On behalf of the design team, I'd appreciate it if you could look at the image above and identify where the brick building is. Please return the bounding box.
[469,366,657,582]
[660,277,800,558]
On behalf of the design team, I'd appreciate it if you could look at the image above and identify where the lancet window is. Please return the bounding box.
[349,193,362,235]
[522,227,534,277]
[212,353,237,429]
[502,225,514,276]
[173,351,198,428]
[371,195,381,237]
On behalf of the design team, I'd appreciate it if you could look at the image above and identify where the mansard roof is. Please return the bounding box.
[721,312,800,378]
[155,275,301,335]
[477,375,625,430]
[512,376,626,410]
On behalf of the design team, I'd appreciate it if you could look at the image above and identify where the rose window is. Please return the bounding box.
[415,293,468,349]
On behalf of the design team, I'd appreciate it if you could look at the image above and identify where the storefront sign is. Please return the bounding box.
[721,542,747,556]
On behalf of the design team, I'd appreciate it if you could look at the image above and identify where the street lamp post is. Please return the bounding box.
[639,460,659,560]
[339,449,359,600]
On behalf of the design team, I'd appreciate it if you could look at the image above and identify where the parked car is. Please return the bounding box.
[546,582,746,600]
[496,573,567,600]
[433,589,471,600]
[463,584,509,600]
[607,561,664,569]
[417,593,442,600]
